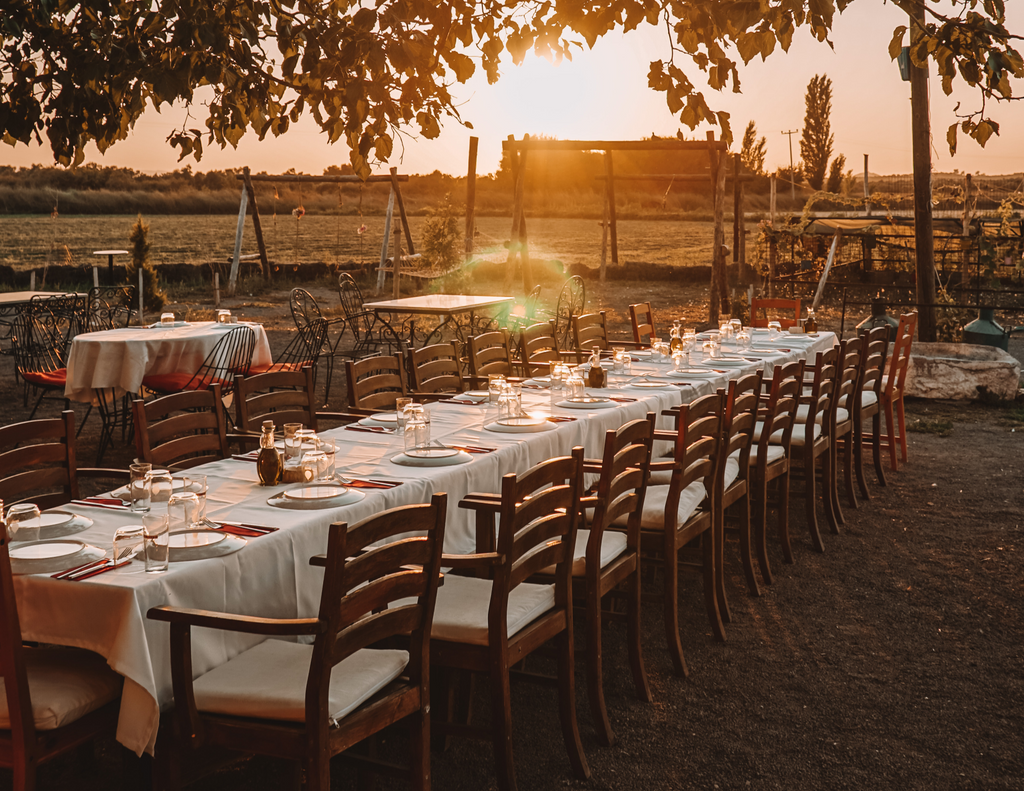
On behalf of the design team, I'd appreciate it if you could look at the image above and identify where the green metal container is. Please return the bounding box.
[856,298,901,338]
[962,308,1023,352]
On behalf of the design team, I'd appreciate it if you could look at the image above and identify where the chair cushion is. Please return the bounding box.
[861,391,878,408]
[542,529,629,576]
[142,372,197,393]
[722,453,740,489]
[617,481,706,530]
[794,404,849,424]
[789,422,822,447]
[753,422,786,444]
[736,443,786,465]
[191,639,408,724]
[0,647,122,731]
[430,576,555,646]
[20,368,68,388]
[249,362,306,375]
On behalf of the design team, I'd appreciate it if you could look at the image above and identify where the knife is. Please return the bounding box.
[69,559,132,581]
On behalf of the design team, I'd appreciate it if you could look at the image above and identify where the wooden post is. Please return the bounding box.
[599,198,609,283]
[605,152,618,266]
[29,271,35,290]
[519,210,533,294]
[708,132,730,322]
[389,167,415,255]
[465,136,478,258]
[961,172,974,291]
[505,135,527,292]
[910,0,937,341]
[228,182,249,296]
[863,154,871,215]
[769,175,777,225]
[138,268,144,324]
[376,188,396,294]
[92,267,99,289]
[811,229,842,310]
[392,226,403,299]
[214,272,220,308]
[243,167,272,281]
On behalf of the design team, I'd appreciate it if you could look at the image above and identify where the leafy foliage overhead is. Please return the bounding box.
[1,1,1021,177]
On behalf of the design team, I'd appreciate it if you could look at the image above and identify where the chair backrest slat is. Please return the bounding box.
[134,383,229,470]
[467,330,513,388]
[409,342,463,393]
[0,411,78,508]
[235,367,318,433]
[629,302,656,345]
[750,297,801,329]
[345,355,407,412]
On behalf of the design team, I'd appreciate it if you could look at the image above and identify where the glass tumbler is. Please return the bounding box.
[488,374,506,404]
[283,422,303,461]
[149,471,174,507]
[768,321,782,341]
[142,513,170,573]
[300,451,326,483]
[404,408,429,452]
[113,525,145,563]
[129,462,152,512]
[183,474,208,523]
[295,429,319,461]
[6,504,41,542]
[395,397,413,431]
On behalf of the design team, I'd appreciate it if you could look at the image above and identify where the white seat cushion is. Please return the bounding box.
[192,639,408,724]
[722,453,740,489]
[742,443,787,465]
[788,422,822,447]
[430,576,555,646]
[753,421,786,444]
[0,648,122,731]
[861,391,878,408]
[616,481,706,530]
[563,529,629,576]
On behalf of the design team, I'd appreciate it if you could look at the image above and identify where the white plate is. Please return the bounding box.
[391,450,472,467]
[10,539,106,575]
[457,391,490,402]
[147,321,189,329]
[282,483,350,501]
[359,413,400,428]
[666,369,719,378]
[30,511,93,540]
[557,398,619,410]
[405,447,459,459]
[168,529,246,561]
[625,380,677,390]
[632,349,654,357]
[484,417,555,434]
[701,359,752,368]
[268,486,365,510]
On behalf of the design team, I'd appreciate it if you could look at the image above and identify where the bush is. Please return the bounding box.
[126,215,167,314]
[419,194,463,274]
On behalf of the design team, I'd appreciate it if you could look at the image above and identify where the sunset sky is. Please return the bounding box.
[5,2,1024,179]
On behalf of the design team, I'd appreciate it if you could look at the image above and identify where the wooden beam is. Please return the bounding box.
[502,139,728,152]
[465,136,478,257]
[910,0,937,341]
[505,135,526,292]
[605,152,618,266]
[389,167,415,255]
[236,174,408,183]
[228,182,248,296]
[594,174,755,183]
[376,188,395,294]
[708,131,730,321]
[243,167,271,282]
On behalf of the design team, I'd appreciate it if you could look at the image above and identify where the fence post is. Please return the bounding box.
[138,269,144,325]
[214,272,221,309]
[92,267,99,289]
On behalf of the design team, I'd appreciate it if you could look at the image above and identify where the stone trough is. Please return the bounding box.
[905,342,1022,401]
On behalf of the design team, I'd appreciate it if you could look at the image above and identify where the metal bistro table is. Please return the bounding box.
[361,294,515,347]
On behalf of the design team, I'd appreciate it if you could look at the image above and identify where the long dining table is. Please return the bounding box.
[13,329,835,756]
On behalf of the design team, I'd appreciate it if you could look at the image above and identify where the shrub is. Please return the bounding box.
[126,214,167,313]
[419,193,463,274]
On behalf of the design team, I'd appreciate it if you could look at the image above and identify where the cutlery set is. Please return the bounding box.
[52,547,137,581]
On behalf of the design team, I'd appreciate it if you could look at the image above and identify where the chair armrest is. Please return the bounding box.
[227,432,260,451]
[459,493,502,513]
[147,605,322,636]
[652,429,677,443]
[441,552,503,570]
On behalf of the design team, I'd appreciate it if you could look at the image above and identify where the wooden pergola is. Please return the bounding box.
[498,134,751,323]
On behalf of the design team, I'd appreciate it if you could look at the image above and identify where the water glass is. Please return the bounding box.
[167,492,200,532]
[395,397,413,431]
[702,340,714,361]
[300,451,326,482]
[611,347,625,373]
[566,370,586,400]
[404,407,430,451]
[150,471,174,506]
[283,422,303,461]
[159,312,175,326]
[113,525,144,563]
[671,350,686,371]
[296,429,319,461]
[183,474,207,522]
[319,437,337,480]
[488,374,506,404]
[708,331,722,358]
[498,383,522,419]
[6,504,41,542]
[129,462,152,512]
[142,513,170,573]
[719,322,734,343]
[768,321,782,341]
[730,318,742,336]
[736,328,752,349]
[216,310,231,323]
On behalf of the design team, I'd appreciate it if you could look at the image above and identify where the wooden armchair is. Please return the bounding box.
[571,311,645,363]
[0,410,80,509]
[133,384,230,472]
[0,521,123,791]
[344,354,408,414]
[434,448,590,791]
[881,311,917,471]
[519,320,573,377]
[148,494,447,791]
[854,325,889,497]
[749,360,804,585]
[750,297,802,329]
[630,393,724,677]
[628,301,656,345]
[466,330,514,389]
[408,342,465,395]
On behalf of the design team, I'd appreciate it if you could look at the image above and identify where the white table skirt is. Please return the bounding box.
[64,321,273,402]
[16,331,834,755]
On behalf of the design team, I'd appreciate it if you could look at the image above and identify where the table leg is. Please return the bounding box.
[94,388,121,465]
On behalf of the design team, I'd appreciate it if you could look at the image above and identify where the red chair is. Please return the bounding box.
[750,297,802,329]
[142,325,256,396]
[880,312,918,471]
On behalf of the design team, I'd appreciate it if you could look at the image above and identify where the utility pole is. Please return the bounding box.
[909,1,937,342]
[781,129,798,202]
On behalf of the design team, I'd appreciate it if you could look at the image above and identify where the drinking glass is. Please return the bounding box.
[736,328,752,350]
[216,310,231,323]
[719,322,734,343]
[167,491,200,531]
[149,471,174,506]
[183,474,207,523]
[566,370,586,399]
[395,397,413,431]
[730,318,742,335]
[129,462,152,512]
[319,437,337,480]
[702,340,714,362]
[404,407,429,451]
[671,350,686,371]
[488,374,505,404]
[113,525,144,563]
[300,451,326,482]
[6,504,41,542]
[159,312,175,326]
[142,513,170,573]
[283,422,303,461]
[768,321,782,341]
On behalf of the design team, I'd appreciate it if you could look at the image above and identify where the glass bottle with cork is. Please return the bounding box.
[804,307,818,333]
[587,347,607,388]
[256,420,283,486]
[669,321,683,352]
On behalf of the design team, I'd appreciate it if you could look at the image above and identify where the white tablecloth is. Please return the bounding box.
[17,331,834,755]
[64,322,273,402]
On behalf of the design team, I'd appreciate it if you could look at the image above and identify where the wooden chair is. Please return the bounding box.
[133,383,230,471]
[142,325,256,396]
[435,448,590,791]
[880,311,918,471]
[344,354,408,414]
[249,318,328,378]
[0,521,124,791]
[749,360,804,585]
[466,330,514,389]
[750,297,802,329]
[830,336,865,523]
[788,349,839,553]
[571,311,645,363]
[148,495,448,791]
[628,302,656,345]
[718,371,763,600]
[0,411,79,510]
[234,366,358,437]
[519,320,570,376]
[576,415,655,745]
[853,325,889,497]
[408,342,465,395]
[630,393,724,677]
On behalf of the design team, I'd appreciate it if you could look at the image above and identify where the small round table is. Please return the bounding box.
[93,249,129,285]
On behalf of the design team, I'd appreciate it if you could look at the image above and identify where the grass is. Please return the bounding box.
[906,417,956,436]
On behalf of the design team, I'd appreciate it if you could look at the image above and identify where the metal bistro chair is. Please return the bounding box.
[10,296,83,419]
[337,273,404,359]
[547,275,585,350]
[290,289,345,402]
[250,318,328,379]
[141,325,256,397]
[84,285,136,332]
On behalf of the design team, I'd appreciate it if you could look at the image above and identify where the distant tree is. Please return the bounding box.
[825,154,847,194]
[776,165,804,190]
[740,121,767,176]
[800,74,834,191]
[126,215,166,314]
[420,194,463,274]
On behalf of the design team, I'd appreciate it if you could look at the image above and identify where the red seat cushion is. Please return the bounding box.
[21,368,68,388]
[142,372,198,393]
[248,362,305,375]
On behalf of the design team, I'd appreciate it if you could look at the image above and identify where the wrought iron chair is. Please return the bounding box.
[290,289,345,402]
[547,275,585,350]
[148,495,447,791]
[84,285,136,332]
[336,273,404,359]
[141,325,256,397]
[10,297,82,419]
[249,317,328,379]
[133,383,230,471]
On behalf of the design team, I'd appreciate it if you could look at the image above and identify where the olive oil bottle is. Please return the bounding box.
[256,420,283,486]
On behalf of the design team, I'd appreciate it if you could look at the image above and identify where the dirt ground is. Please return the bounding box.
[2,274,1022,790]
